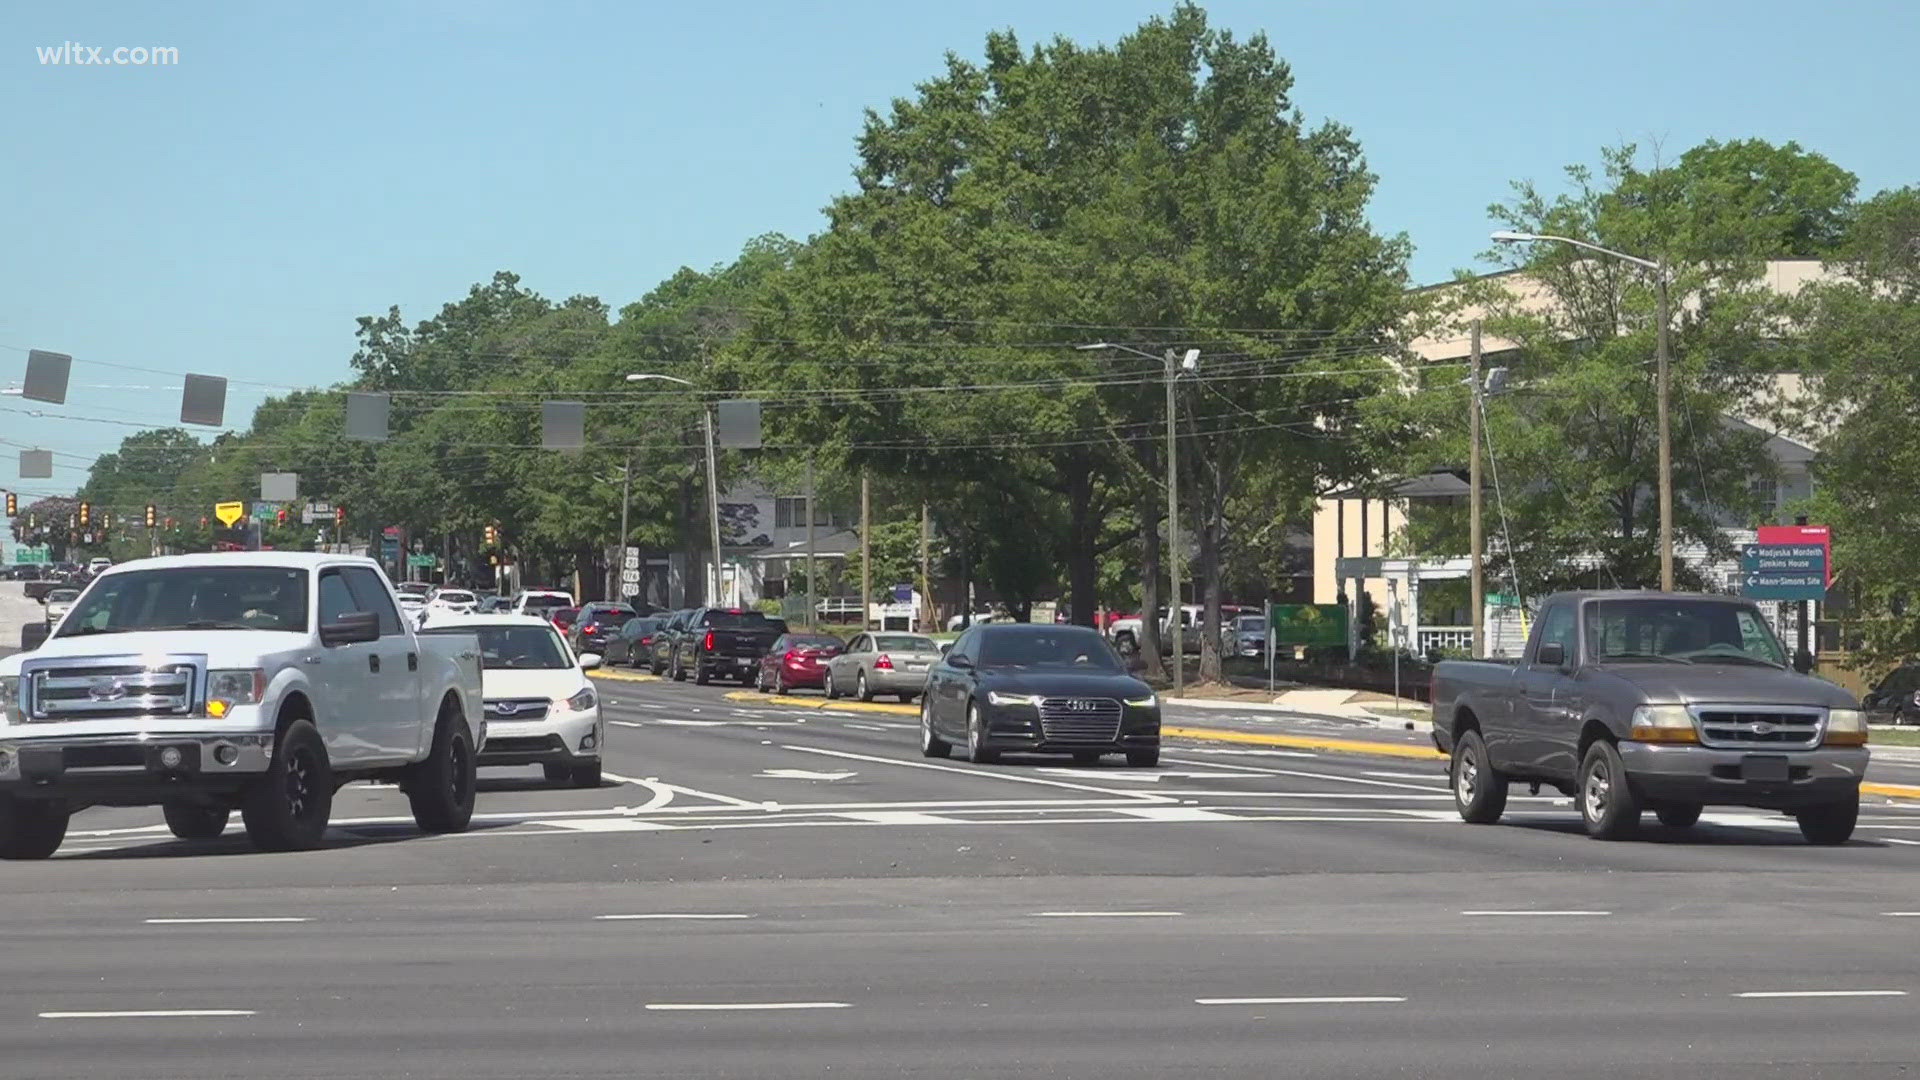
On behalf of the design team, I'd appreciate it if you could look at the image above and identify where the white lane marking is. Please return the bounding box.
[595,914,755,921]
[1364,771,1445,781]
[1149,791,1457,801]
[1459,903,1612,910]
[544,818,677,832]
[1112,806,1237,822]
[778,745,1174,802]
[1734,990,1908,999]
[658,783,767,809]
[844,723,890,733]
[143,917,308,925]
[1034,911,1182,918]
[41,1010,256,1019]
[610,720,647,728]
[1162,758,1447,793]
[598,774,676,811]
[819,711,860,718]
[1034,769,1267,782]
[839,811,956,824]
[1176,748,1319,759]
[756,769,859,781]
[1196,997,1405,1006]
[645,1002,850,1012]
[1882,912,1920,916]
[1877,837,1920,846]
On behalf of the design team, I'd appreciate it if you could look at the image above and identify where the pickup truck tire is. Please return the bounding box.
[671,655,687,682]
[648,653,665,676]
[694,662,710,686]
[1450,730,1508,825]
[1795,799,1858,845]
[241,719,334,852]
[920,698,952,759]
[0,797,69,860]
[1578,741,1642,841]
[162,802,230,840]
[406,705,477,834]
[1653,802,1703,829]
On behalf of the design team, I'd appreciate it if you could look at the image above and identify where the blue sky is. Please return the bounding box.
[2,0,1914,495]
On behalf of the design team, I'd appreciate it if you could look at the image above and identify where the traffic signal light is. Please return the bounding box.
[485,524,498,545]
[145,504,157,528]
[4,492,14,516]
[488,553,500,567]
[276,508,287,525]
[101,511,112,530]
[77,501,90,527]
[335,505,346,526]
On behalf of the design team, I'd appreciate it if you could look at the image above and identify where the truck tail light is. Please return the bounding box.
[704,630,715,651]
[875,654,894,670]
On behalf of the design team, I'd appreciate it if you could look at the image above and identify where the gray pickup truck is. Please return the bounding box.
[1430,591,1867,844]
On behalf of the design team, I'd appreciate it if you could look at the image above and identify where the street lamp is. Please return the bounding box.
[1492,230,1674,591]
[627,373,726,607]
[1079,342,1201,695]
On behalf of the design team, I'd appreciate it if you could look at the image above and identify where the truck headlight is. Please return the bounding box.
[987,691,1039,707]
[0,676,19,724]
[563,687,597,713]
[1826,708,1868,747]
[206,669,265,718]
[1628,705,1698,744]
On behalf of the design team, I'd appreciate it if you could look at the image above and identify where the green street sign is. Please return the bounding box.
[407,553,437,569]
[12,546,49,565]
[1269,603,1348,646]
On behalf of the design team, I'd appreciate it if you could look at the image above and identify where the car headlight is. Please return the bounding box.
[564,687,597,713]
[0,676,20,723]
[1826,708,1868,746]
[206,669,266,718]
[986,691,1039,707]
[1628,704,1697,744]
[1125,694,1158,709]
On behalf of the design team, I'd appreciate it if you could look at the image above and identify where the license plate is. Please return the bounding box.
[1741,755,1790,783]
[907,663,928,672]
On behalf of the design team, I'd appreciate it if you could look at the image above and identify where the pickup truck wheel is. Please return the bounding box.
[242,719,333,852]
[162,802,230,840]
[671,656,687,682]
[1796,798,1858,845]
[1653,802,1703,829]
[406,708,477,834]
[0,797,69,860]
[920,697,952,759]
[694,662,710,686]
[1450,730,1508,824]
[1578,740,1642,841]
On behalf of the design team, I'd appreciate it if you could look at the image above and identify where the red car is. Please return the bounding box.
[754,632,845,695]
[550,607,581,634]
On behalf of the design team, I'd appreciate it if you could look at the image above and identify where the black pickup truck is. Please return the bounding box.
[671,608,789,685]
[1431,591,1867,844]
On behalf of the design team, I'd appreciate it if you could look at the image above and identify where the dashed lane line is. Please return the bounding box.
[41,1010,256,1020]
[1460,910,1611,917]
[595,914,755,921]
[645,1002,850,1012]
[144,917,309,925]
[1734,990,1908,999]
[1196,997,1405,1006]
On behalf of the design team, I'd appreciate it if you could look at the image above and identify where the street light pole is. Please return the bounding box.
[616,451,632,603]
[628,373,726,606]
[1469,321,1483,659]
[1491,231,1674,590]
[1079,342,1199,695]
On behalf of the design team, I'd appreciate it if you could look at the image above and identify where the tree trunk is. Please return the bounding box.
[1065,459,1098,627]
[1136,486,1166,681]
[1197,491,1224,684]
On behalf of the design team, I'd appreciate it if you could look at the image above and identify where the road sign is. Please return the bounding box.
[407,553,437,569]
[1757,524,1832,586]
[892,583,914,602]
[250,501,278,523]
[623,546,640,571]
[1269,603,1348,647]
[620,569,640,587]
[12,546,48,565]
[214,501,246,528]
[1739,544,1827,601]
[1334,556,1383,580]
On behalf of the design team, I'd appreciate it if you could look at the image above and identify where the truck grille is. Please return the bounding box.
[1037,698,1123,744]
[1694,708,1824,749]
[27,663,197,722]
[484,698,551,722]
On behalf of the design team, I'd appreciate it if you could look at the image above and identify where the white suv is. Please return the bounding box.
[419,612,603,788]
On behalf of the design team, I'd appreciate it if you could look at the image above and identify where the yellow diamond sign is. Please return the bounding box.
[214,501,246,528]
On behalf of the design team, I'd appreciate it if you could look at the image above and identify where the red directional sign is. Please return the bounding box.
[1757,524,1831,587]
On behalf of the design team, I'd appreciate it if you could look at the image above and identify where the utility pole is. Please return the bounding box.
[805,458,816,631]
[919,501,932,633]
[860,471,871,632]
[702,405,724,607]
[617,451,632,603]
[1165,349,1183,697]
[1469,320,1484,659]
[1655,267,1674,591]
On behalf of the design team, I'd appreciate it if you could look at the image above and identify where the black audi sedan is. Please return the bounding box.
[920,623,1160,766]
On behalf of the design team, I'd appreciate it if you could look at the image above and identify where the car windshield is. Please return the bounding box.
[1583,599,1789,668]
[423,624,572,670]
[976,629,1124,672]
[703,610,777,627]
[590,609,635,626]
[56,567,310,636]
[435,591,476,604]
[876,635,937,652]
[522,596,569,611]
[625,618,662,637]
[48,590,79,602]
[1236,617,1266,631]
[788,635,844,651]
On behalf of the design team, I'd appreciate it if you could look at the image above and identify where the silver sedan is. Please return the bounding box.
[825,632,944,703]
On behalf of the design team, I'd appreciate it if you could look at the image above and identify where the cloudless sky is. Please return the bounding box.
[2,0,1914,498]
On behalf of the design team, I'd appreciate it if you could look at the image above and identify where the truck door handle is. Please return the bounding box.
[408,652,418,672]
[369,654,381,674]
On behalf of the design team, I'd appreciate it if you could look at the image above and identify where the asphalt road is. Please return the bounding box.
[4,673,1920,1077]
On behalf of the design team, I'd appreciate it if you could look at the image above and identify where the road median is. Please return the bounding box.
[722,690,917,716]
[590,669,661,684]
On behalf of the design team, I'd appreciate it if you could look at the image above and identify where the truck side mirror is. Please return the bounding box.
[1536,642,1566,668]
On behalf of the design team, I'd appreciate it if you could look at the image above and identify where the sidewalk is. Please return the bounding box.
[1166,686,1431,731]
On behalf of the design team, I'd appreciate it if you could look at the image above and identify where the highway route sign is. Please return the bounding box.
[214,501,246,528]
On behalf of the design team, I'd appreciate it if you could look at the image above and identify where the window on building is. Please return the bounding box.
[774,496,844,529]
[1749,476,1780,516]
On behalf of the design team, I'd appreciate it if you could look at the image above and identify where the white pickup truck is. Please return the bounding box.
[0,552,486,859]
